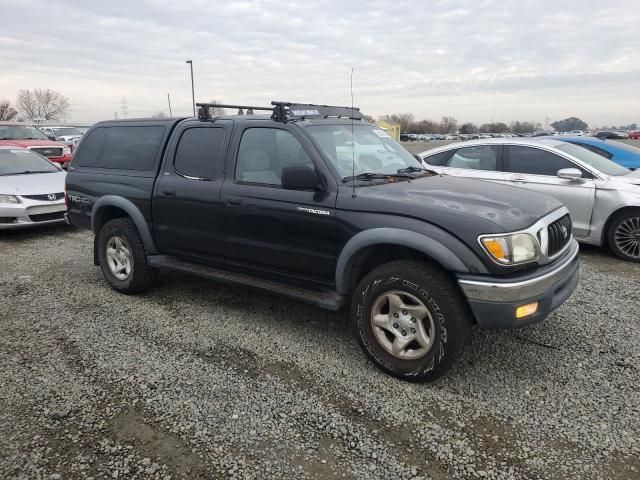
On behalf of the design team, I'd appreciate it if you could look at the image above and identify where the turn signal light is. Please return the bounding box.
[515,302,539,319]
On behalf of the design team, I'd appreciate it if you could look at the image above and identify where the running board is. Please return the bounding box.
[147,255,345,311]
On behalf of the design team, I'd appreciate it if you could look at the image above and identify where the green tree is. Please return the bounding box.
[459,122,478,134]
[550,117,588,132]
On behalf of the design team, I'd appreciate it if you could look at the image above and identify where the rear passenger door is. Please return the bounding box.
[423,145,506,183]
[153,123,229,259]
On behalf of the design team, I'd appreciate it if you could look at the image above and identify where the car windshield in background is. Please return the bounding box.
[53,127,83,136]
[307,125,423,179]
[554,143,630,176]
[0,149,60,175]
[0,125,49,140]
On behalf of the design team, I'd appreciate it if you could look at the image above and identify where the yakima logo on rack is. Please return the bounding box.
[291,109,320,116]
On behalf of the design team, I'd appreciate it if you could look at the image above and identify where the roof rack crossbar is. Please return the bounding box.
[195,101,364,122]
[197,103,272,120]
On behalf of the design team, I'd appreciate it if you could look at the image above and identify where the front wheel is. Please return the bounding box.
[607,210,640,263]
[352,260,471,382]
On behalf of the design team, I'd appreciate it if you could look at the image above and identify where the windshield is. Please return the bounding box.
[53,127,82,136]
[0,125,49,141]
[307,124,423,179]
[0,149,60,175]
[555,143,630,176]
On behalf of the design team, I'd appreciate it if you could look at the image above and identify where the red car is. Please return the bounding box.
[628,131,640,140]
[0,122,73,167]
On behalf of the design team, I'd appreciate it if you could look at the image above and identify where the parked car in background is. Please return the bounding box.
[595,131,627,140]
[569,130,584,136]
[0,146,67,229]
[38,125,84,146]
[628,131,640,140]
[418,138,640,262]
[0,123,73,167]
[550,136,640,170]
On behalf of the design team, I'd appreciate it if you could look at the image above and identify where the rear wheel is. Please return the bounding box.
[352,260,471,382]
[97,218,156,294]
[608,210,640,263]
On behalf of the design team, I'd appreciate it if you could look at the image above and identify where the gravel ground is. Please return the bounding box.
[1,226,639,480]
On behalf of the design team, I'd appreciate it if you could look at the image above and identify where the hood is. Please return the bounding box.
[0,171,66,196]
[602,173,640,189]
[0,139,67,148]
[340,175,563,239]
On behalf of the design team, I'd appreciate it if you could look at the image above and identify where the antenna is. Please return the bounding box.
[350,67,356,198]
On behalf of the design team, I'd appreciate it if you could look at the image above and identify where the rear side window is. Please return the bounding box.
[174,127,226,179]
[74,127,106,167]
[570,142,613,159]
[449,145,498,170]
[424,150,454,166]
[74,125,164,171]
[100,126,164,170]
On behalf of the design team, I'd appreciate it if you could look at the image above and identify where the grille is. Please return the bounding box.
[28,212,65,222]
[30,147,63,158]
[547,214,572,257]
[22,192,64,202]
[0,217,17,224]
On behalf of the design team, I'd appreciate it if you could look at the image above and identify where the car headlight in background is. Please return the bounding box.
[480,233,539,265]
[0,194,21,204]
[63,146,72,155]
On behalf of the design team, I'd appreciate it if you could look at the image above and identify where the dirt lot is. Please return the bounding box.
[1,226,639,480]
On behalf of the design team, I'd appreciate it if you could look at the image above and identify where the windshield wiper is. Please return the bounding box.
[342,172,416,182]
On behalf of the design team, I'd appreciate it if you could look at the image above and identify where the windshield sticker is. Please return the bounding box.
[373,129,391,138]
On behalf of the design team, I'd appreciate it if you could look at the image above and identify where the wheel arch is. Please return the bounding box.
[91,196,158,254]
[335,228,474,296]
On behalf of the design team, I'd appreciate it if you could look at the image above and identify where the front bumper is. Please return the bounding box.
[457,239,580,328]
[0,199,67,230]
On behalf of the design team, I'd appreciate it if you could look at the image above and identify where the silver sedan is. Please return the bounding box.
[0,146,67,229]
[418,138,640,262]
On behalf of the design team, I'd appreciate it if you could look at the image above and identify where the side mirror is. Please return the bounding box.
[281,165,325,191]
[413,154,423,162]
[557,168,583,181]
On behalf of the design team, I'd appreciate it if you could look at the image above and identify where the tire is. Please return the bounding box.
[607,209,640,263]
[352,260,471,382]
[97,217,157,294]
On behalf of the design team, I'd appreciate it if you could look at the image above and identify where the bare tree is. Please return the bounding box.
[151,111,166,118]
[409,119,440,134]
[16,89,70,121]
[439,116,458,134]
[0,100,18,121]
[208,99,227,115]
[362,114,376,123]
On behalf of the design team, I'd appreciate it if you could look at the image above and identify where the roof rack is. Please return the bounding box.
[196,101,364,122]
[271,101,363,122]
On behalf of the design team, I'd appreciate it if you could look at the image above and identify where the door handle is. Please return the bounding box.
[225,197,243,207]
[162,188,176,197]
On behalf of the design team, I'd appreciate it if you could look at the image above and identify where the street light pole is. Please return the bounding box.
[186,60,195,116]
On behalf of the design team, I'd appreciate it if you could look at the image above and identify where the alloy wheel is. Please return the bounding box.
[614,217,640,259]
[105,235,133,280]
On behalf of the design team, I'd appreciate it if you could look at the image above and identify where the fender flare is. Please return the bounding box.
[335,227,470,295]
[91,195,158,254]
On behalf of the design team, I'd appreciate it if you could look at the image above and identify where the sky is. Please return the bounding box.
[1,0,638,127]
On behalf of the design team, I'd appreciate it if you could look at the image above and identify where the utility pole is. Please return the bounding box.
[167,93,173,117]
[121,98,128,119]
[186,60,195,116]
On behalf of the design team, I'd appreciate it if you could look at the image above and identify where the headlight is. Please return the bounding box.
[480,233,538,265]
[63,146,72,155]
[0,194,20,204]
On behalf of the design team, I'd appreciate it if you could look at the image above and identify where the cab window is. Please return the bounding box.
[448,145,498,171]
[504,146,578,176]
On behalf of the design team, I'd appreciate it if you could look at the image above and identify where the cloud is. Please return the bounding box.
[0,0,638,126]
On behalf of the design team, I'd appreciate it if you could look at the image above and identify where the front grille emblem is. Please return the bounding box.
[47,193,57,201]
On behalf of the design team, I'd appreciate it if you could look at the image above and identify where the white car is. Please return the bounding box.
[0,146,67,229]
[418,138,640,262]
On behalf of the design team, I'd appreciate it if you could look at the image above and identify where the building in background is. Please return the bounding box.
[376,120,400,141]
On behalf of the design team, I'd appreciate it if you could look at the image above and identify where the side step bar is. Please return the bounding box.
[147,255,346,311]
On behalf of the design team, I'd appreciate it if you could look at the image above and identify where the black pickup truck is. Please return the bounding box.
[65,101,579,381]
